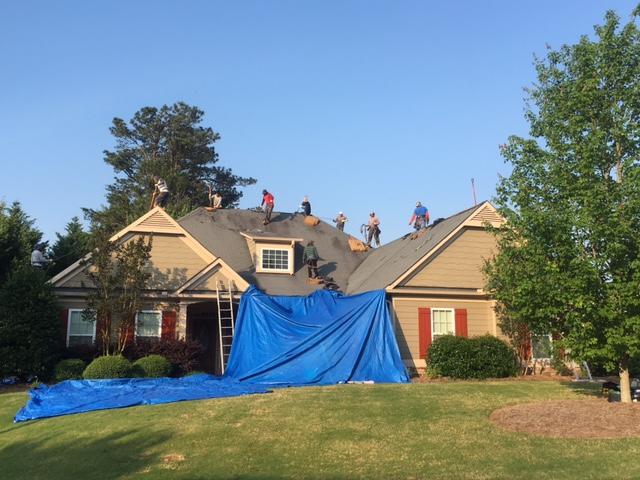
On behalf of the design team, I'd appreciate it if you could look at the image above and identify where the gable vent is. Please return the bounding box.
[138,211,177,230]
[470,206,502,225]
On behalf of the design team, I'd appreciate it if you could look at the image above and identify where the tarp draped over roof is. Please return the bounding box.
[15,286,408,422]
[225,286,410,385]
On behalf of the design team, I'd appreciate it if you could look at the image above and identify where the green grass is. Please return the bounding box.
[0,380,639,479]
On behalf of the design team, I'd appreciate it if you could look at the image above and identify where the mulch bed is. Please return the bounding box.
[490,399,640,438]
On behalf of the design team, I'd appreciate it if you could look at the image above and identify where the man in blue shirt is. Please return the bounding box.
[409,202,430,231]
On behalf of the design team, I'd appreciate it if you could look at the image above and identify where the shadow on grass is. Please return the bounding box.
[561,380,604,398]
[0,426,170,480]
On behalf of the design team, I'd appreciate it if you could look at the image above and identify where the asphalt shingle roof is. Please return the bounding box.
[345,204,482,294]
[179,208,368,295]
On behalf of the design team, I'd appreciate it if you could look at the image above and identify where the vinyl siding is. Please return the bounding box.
[392,297,496,361]
[403,228,496,289]
[141,234,208,289]
[189,268,233,291]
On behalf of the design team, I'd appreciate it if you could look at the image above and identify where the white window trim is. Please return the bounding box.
[531,333,553,360]
[430,307,456,339]
[67,308,96,347]
[135,310,162,338]
[257,246,293,274]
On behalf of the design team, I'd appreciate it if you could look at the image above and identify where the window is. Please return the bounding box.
[531,334,553,359]
[260,248,290,271]
[431,308,455,340]
[136,311,162,338]
[67,309,96,347]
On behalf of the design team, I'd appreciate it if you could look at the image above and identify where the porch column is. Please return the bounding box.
[177,301,189,340]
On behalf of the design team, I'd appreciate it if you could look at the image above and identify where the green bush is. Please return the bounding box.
[426,335,517,379]
[54,358,86,382]
[132,355,172,378]
[0,267,61,381]
[83,355,133,379]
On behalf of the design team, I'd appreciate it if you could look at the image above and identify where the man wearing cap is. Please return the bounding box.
[261,189,275,225]
[409,201,430,231]
[333,212,348,232]
[31,243,51,269]
[367,212,381,247]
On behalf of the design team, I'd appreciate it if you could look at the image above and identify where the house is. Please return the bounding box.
[51,201,504,373]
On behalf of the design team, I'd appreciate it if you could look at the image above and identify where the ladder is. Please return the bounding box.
[216,280,236,374]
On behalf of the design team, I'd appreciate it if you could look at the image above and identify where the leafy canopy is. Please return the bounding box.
[485,7,640,389]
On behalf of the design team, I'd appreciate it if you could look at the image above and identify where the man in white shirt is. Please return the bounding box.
[31,243,50,269]
[152,176,170,208]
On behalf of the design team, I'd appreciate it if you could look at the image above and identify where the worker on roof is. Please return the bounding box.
[409,201,430,231]
[261,189,275,225]
[300,196,311,216]
[152,175,169,209]
[366,212,381,247]
[333,212,347,232]
[302,240,320,279]
[31,242,51,269]
[208,184,222,209]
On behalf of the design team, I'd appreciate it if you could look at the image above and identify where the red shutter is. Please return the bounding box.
[95,313,107,346]
[162,310,177,340]
[418,308,432,359]
[455,309,468,337]
[122,316,135,344]
[59,308,69,346]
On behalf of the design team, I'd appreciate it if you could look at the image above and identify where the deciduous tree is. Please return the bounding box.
[485,7,640,402]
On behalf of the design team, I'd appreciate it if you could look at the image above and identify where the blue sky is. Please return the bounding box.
[1,1,637,243]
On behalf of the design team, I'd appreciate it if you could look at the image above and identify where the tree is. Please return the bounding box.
[85,102,256,232]
[485,6,640,402]
[49,216,90,278]
[0,266,60,380]
[0,201,42,285]
[83,230,152,355]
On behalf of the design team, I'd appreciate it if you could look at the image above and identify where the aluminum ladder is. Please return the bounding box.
[216,280,236,374]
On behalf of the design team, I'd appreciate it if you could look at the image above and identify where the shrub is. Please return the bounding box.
[83,355,133,379]
[54,359,86,382]
[426,335,472,378]
[62,344,100,364]
[427,335,517,379]
[132,355,172,378]
[126,338,203,375]
[0,267,60,381]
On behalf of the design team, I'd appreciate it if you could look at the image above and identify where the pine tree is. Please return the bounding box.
[49,217,90,278]
[85,102,256,232]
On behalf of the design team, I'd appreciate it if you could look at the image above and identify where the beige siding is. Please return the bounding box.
[143,234,208,289]
[59,269,93,288]
[404,228,496,289]
[392,297,495,361]
[190,268,233,291]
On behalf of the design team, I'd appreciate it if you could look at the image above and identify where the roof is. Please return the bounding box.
[346,203,487,294]
[179,208,368,295]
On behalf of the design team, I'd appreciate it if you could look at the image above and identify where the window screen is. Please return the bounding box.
[68,310,96,347]
[431,309,455,339]
[136,311,162,338]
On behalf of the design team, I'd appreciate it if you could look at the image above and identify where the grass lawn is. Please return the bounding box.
[1,380,639,479]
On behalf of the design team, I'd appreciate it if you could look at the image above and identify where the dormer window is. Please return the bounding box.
[241,232,303,275]
[261,248,290,271]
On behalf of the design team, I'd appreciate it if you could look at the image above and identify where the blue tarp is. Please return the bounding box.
[226,286,410,385]
[15,286,409,422]
[14,375,270,422]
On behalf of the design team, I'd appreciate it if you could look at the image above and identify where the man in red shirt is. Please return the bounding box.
[261,189,275,225]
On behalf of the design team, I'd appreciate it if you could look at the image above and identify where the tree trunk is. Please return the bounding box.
[620,358,632,404]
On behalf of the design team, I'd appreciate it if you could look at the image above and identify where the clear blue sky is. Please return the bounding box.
[1,1,637,244]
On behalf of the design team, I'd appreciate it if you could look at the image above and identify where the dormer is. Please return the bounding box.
[240,232,304,275]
